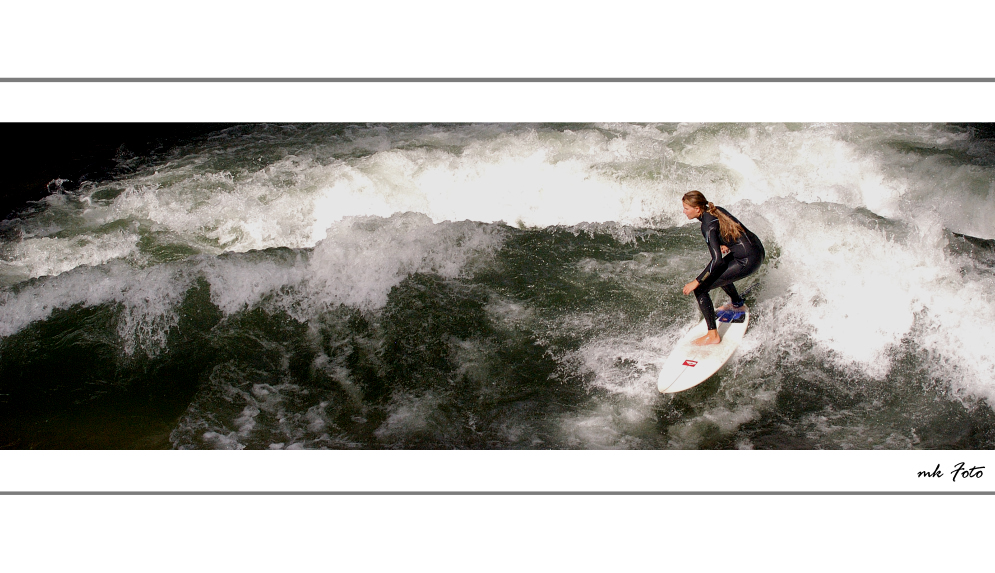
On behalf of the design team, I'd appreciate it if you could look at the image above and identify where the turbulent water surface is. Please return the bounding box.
[1,123,994,449]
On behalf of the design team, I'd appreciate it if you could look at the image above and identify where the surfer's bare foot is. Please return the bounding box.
[716,302,747,312]
[693,330,721,346]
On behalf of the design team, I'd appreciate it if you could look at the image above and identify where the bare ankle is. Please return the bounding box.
[693,330,722,346]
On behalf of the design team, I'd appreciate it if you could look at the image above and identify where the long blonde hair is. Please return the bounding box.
[682,190,743,241]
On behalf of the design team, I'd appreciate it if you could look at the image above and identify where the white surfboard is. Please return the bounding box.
[658,307,749,393]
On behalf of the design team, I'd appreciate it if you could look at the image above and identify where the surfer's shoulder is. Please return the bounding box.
[700,212,719,231]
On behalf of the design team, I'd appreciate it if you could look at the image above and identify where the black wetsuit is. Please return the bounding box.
[694,207,765,331]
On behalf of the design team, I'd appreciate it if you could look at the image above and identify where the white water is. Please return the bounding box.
[5,124,993,276]
[2,123,995,434]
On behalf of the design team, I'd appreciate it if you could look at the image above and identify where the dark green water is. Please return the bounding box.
[2,123,994,449]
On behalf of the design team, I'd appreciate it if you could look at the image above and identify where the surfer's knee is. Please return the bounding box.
[694,290,712,310]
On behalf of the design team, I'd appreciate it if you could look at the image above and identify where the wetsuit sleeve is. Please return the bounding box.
[696,222,724,282]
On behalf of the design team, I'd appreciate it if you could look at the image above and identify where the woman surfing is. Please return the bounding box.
[680,190,765,346]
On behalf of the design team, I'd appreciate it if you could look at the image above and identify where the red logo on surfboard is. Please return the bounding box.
[683,360,698,367]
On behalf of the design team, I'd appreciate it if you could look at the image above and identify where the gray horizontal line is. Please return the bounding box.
[1,491,992,495]
[2,78,995,83]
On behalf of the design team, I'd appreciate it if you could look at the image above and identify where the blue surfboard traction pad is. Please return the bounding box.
[716,309,746,323]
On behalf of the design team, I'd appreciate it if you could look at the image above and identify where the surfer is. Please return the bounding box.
[680,190,765,346]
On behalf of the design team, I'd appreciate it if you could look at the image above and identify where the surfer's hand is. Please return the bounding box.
[720,245,729,255]
[682,280,699,295]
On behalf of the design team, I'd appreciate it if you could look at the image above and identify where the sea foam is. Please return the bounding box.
[4,123,995,407]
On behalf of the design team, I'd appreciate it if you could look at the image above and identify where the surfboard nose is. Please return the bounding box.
[658,310,750,393]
